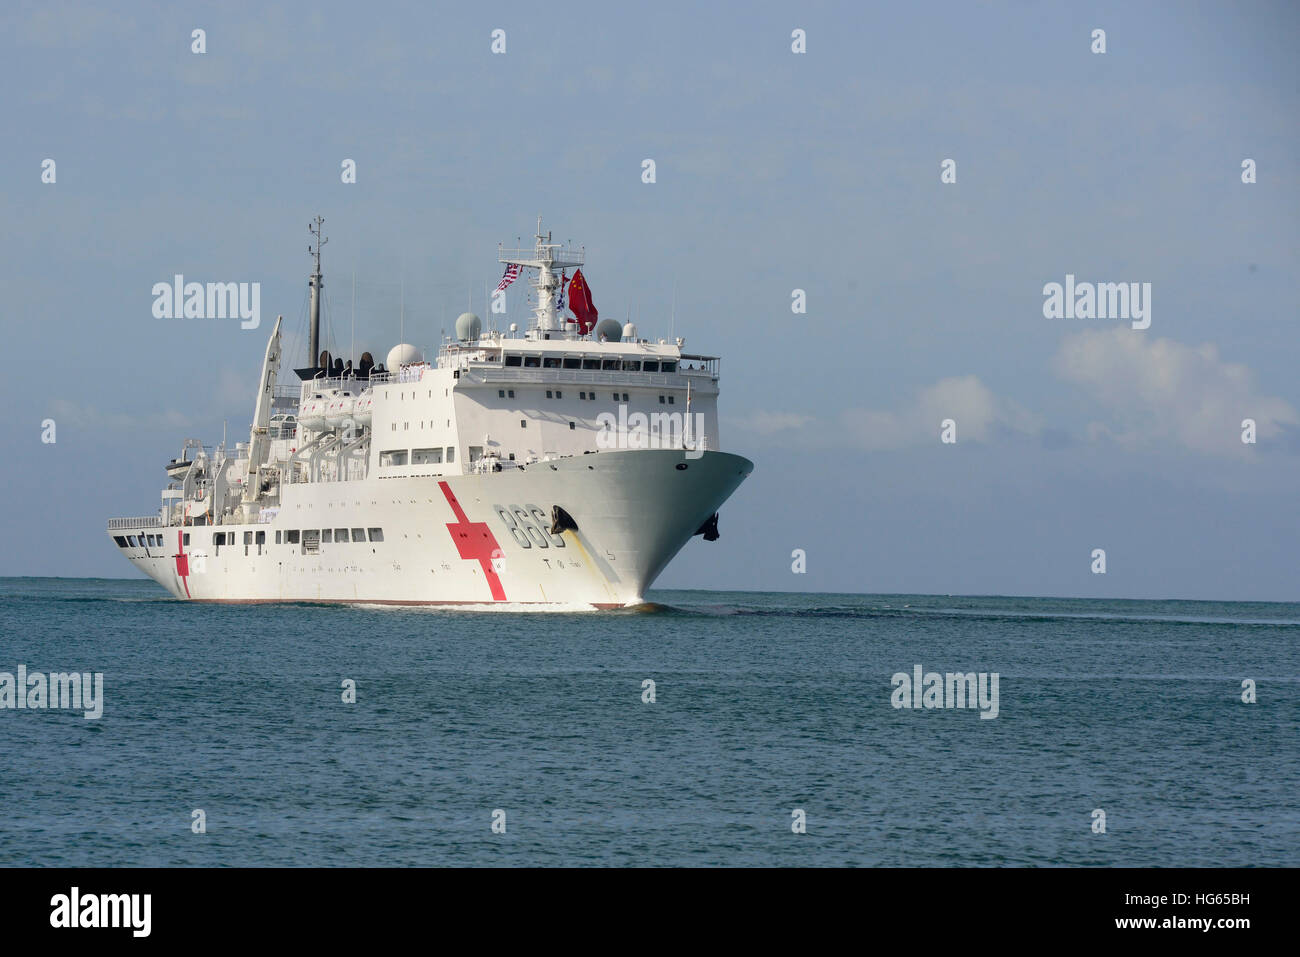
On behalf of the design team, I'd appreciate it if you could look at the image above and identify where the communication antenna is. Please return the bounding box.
[307,216,327,366]
[670,277,677,341]
[670,278,681,343]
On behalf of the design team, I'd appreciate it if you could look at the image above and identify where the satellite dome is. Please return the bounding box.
[386,343,421,369]
[455,312,482,342]
[622,321,637,341]
[595,318,622,342]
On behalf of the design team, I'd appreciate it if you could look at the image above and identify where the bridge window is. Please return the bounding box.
[380,450,409,467]
[352,528,365,541]
[334,528,348,542]
[322,529,332,543]
[622,360,640,371]
[114,536,128,548]
[562,357,581,369]
[445,446,455,463]
[412,447,443,465]
[256,531,266,545]
[469,445,483,462]
[661,361,676,372]
[367,528,384,542]
[286,530,300,544]
[602,359,619,371]
[543,357,561,369]
[643,361,659,372]
[505,354,522,367]
[523,355,541,368]
[582,358,600,370]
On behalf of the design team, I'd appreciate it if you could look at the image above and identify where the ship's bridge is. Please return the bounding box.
[438,335,720,392]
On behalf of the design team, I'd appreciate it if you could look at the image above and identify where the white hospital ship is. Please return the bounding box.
[106,219,752,607]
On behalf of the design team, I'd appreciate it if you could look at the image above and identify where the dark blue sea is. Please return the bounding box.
[1,577,1296,867]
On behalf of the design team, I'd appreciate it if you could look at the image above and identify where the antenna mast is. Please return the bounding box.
[307,216,328,367]
[498,216,584,338]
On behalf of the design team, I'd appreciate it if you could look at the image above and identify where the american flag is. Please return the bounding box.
[495,263,521,292]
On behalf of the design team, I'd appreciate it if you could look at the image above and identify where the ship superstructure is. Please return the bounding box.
[107,219,752,607]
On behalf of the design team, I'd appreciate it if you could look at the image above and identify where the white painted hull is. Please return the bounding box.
[109,450,752,608]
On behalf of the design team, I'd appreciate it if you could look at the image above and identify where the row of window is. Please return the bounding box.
[114,534,165,549]
[381,446,457,467]
[278,528,384,544]
[113,528,386,549]
[500,388,674,404]
[502,355,677,373]
[390,389,450,399]
[391,421,452,431]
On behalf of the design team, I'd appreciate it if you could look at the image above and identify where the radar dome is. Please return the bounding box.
[622,321,637,341]
[386,343,421,369]
[455,312,482,341]
[595,318,622,342]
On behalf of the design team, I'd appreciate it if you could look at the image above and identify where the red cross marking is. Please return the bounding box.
[172,529,191,598]
[439,481,506,601]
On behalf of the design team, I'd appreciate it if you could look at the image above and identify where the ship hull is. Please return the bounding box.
[108,450,752,608]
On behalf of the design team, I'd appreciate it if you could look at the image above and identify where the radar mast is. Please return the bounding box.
[308,216,327,365]
[498,216,584,337]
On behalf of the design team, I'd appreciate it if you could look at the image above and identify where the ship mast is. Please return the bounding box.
[308,216,327,366]
[498,216,584,338]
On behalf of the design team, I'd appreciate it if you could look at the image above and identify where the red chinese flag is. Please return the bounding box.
[568,269,598,336]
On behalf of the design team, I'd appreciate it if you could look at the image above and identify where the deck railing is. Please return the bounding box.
[107,516,162,531]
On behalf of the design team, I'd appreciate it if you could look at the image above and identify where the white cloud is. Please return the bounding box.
[1053,329,1298,456]
[725,411,814,435]
[841,375,1040,450]
[48,399,193,433]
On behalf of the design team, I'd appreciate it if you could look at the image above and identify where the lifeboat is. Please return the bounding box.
[299,391,329,430]
[164,456,192,480]
[269,413,297,441]
[352,388,374,427]
[325,391,355,428]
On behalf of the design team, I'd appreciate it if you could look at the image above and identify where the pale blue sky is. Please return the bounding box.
[2,1,1296,599]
